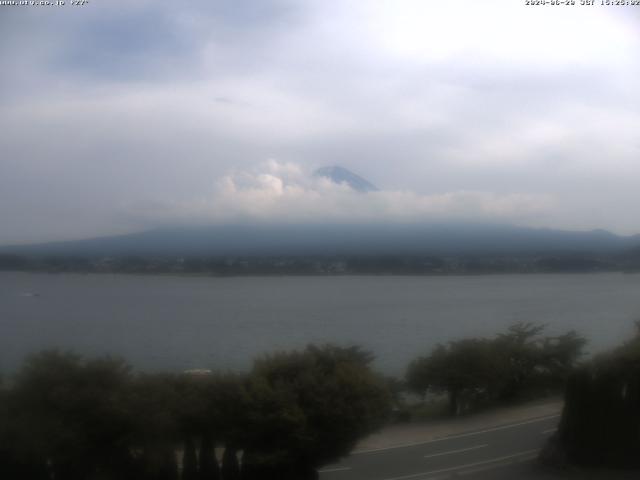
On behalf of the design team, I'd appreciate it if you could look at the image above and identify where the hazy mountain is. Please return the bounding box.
[313,166,378,192]
[7,164,638,260]
[2,223,639,258]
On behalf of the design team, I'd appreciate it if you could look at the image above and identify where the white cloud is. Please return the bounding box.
[2,1,640,242]
[341,0,636,67]
[126,160,555,226]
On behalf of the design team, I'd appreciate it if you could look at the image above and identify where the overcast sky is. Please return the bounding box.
[1,0,639,244]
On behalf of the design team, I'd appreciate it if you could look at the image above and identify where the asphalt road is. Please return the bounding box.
[318,414,561,480]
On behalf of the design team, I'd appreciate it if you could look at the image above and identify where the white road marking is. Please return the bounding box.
[380,449,539,480]
[541,428,557,434]
[354,414,560,455]
[458,450,539,476]
[318,466,352,473]
[423,444,488,459]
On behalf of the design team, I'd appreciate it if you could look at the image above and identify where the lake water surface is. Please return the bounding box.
[1,272,640,375]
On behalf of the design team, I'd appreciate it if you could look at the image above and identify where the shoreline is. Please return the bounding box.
[1,269,638,279]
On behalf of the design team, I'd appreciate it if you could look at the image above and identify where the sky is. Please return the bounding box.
[1,0,639,244]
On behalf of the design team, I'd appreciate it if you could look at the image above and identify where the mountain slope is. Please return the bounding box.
[2,223,639,258]
[313,166,378,192]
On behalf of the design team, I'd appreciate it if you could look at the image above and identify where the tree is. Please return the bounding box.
[494,322,547,399]
[8,351,136,480]
[547,323,640,468]
[407,323,587,415]
[221,446,240,480]
[198,374,250,451]
[0,345,390,480]
[496,322,587,398]
[127,373,183,480]
[182,437,198,480]
[407,339,504,415]
[539,330,587,385]
[0,377,50,479]
[198,434,220,480]
[243,345,390,478]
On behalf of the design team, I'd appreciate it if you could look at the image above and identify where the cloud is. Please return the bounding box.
[125,160,555,226]
[1,1,640,243]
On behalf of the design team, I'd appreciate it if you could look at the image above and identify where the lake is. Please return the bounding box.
[1,272,639,376]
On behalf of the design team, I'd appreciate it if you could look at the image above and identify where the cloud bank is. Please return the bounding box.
[1,1,639,243]
[125,160,555,227]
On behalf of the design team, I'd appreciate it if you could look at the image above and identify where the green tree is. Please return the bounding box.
[221,446,240,480]
[199,374,250,451]
[407,339,504,415]
[198,434,220,480]
[495,322,546,399]
[182,437,198,480]
[407,323,587,415]
[128,373,183,480]
[243,345,390,478]
[8,351,135,480]
[539,330,587,385]
[549,323,640,467]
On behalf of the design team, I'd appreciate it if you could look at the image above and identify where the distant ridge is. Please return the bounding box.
[313,166,378,192]
[2,222,639,258]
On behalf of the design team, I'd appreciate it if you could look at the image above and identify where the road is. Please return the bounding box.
[319,414,561,480]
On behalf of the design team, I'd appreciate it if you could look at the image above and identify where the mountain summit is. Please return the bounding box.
[313,166,378,193]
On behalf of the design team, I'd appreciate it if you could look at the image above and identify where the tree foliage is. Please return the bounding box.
[407,323,586,415]
[243,345,391,478]
[0,345,390,479]
[548,322,640,468]
[7,351,135,480]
